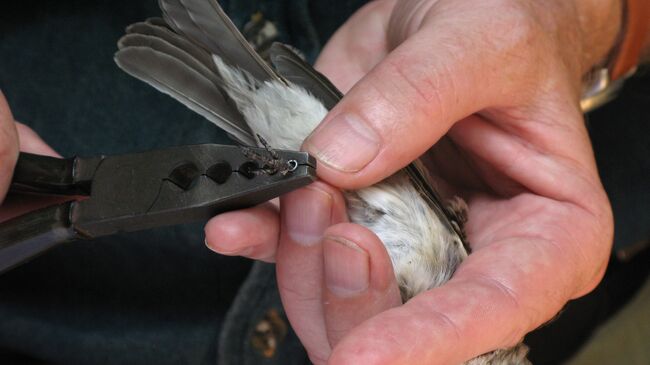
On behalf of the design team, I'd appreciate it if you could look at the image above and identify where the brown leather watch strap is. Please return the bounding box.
[610,0,650,80]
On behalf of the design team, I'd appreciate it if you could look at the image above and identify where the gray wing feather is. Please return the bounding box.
[124,22,219,77]
[404,162,467,247]
[269,42,342,110]
[144,17,172,29]
[159,0,278,81]
[114,46,256,145]
[118,33,222,87]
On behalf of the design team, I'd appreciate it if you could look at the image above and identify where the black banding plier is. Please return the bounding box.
[0,144,316,274]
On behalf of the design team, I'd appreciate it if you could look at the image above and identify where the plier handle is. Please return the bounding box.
[0,144,316,274]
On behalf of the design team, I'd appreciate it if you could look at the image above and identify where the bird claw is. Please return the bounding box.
[241,134,294,176]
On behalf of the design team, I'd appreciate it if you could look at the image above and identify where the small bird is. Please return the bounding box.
[114,1,530,363]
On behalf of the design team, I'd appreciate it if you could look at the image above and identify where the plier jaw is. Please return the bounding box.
[0,144,316,274]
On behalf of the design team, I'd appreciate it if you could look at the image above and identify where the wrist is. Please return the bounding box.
[578,0,650,110]
[575,0,623,74]
[640,15,650,62]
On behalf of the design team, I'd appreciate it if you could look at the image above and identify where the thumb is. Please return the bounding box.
[322,223,401,347]
[303,1,530,189]
[0,90,19,203]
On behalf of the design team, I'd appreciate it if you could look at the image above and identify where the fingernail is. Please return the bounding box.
[204,238,253,256]
[304,114,380,172]
[324,237,369,297]
[284,187,333,246]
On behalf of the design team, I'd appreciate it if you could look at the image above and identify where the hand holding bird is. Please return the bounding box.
[116,0,617,363]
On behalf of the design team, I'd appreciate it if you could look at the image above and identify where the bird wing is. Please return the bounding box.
[124,21,219,76]
[268,42,342,110]
[114,2,467,247]
[159,0,279,82]
[404,162,468,248]
[144,17,172,29]
[115,30,256,145]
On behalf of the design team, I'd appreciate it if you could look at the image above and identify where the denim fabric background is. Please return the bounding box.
[0,0,648,364]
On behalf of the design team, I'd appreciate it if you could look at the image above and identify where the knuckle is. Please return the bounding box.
[472,274,530,345]
[486,5,544,62]
[409,297,463,341]
[277,279,319,303]
[379,56,449,127]
[466,0,566,101]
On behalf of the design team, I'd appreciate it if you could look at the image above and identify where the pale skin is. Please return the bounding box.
[206,0,626,364]
[0,91,60,223]
[0,0,647,364]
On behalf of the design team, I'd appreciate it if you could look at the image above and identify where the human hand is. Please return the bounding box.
[0,91,19,203]
[205,0,618,363]
[0,90,59,221]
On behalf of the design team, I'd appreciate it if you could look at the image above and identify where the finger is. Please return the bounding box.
[328,206,602,365]
[448,114,604,212]
[275,182,348,364]
[0,90,19,203]
[204,202,279,262]
[314,0,395,92]
[303,1,548,189]
[322,223,401,347]
[15,122,59,156]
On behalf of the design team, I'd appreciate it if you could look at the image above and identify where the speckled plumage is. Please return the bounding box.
[114,1,530,363]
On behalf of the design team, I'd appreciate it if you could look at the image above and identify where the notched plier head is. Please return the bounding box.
[0,144,316,273]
